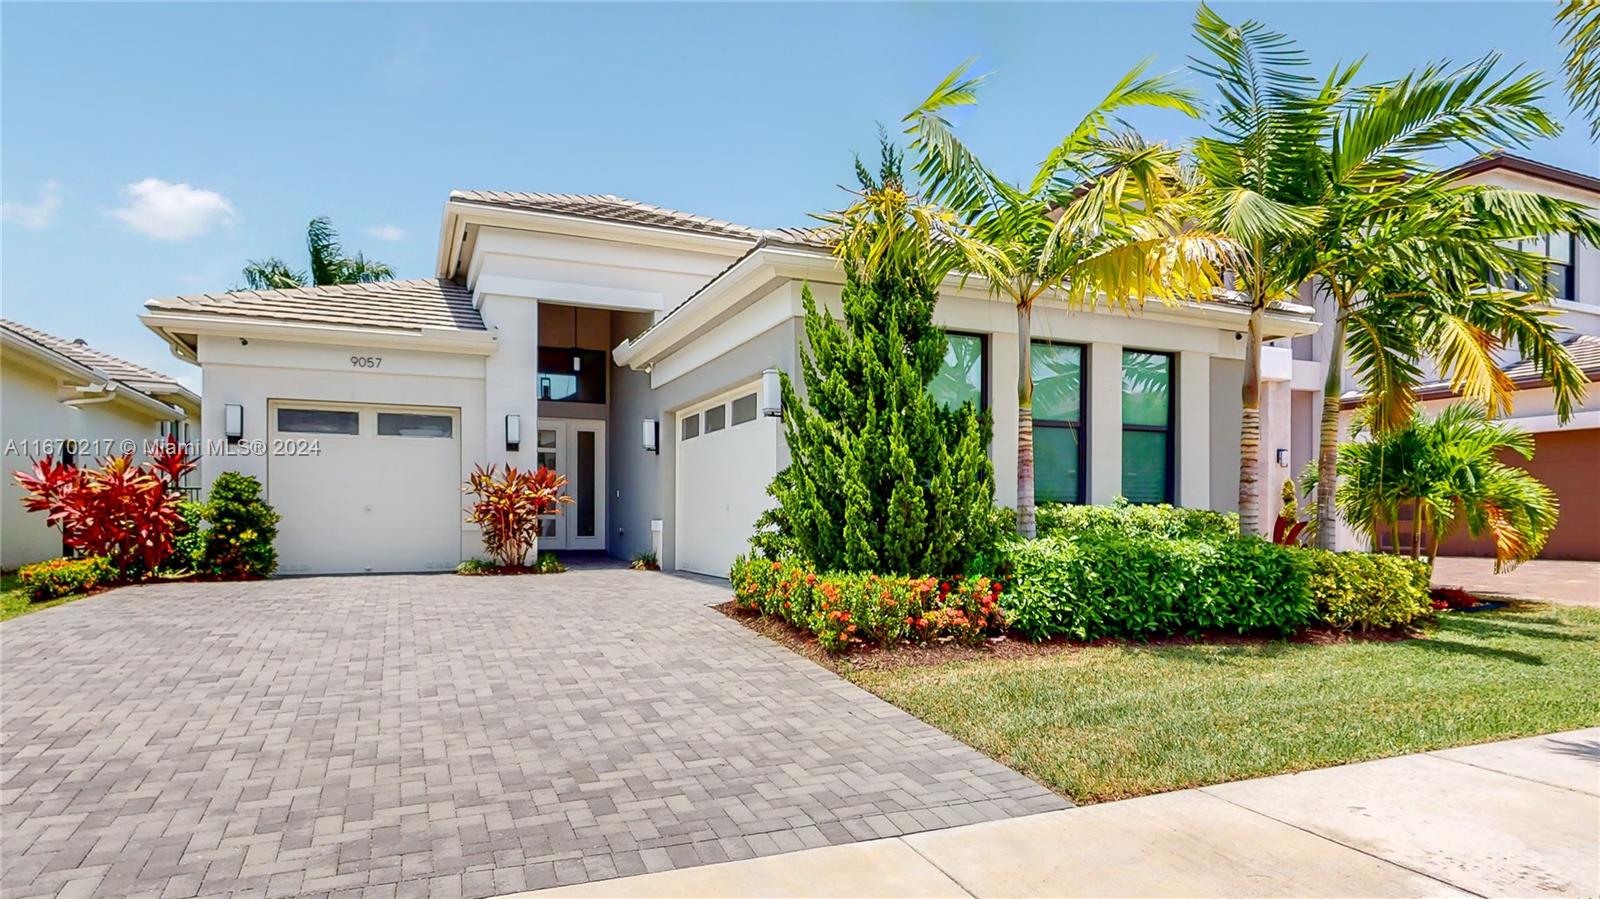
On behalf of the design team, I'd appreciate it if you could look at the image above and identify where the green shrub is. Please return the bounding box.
[1305,550,1433,631]
[164,501,207,573]
[729,555,1004,652]
[18,556,116,601]
[456,553,565,575]
[1035,500,1239,544]
[1002,534,1314,641]
[200,472,280,578]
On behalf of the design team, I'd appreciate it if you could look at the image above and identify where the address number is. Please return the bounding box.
[351,355,383,369]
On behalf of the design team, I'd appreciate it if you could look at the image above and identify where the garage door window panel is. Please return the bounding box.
[731,394,758,425]
[681,414,699,440]
[704,405,726,433]
[377,413,453,438]
[277,408,359,435]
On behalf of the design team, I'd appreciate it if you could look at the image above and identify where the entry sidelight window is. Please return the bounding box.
[277,408,358,435]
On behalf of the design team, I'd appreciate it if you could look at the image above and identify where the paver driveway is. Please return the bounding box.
[1,568,1064,899]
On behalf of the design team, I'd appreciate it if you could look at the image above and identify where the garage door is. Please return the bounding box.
[1436,427,1600,561]
[268,401,462,574]
[675,386,779,577]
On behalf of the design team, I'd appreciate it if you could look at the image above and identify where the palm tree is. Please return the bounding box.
[240,217,394,290]
[1335,402,1557,570]
[1558,1,1600,141]
[898,60,1232,537]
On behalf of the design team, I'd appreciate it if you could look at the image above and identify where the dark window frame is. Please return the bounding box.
[536,347,608,404]
[936,331,990,411]
[1120,348,1176,505]
[1549,233,1576,302]
[276,407,360,436]
[1031,339,1087,506]
[681,414,700,441]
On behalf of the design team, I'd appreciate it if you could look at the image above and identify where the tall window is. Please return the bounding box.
[1121,350,1174,504]
[930,333,986,410]
[1508,234,1576,301]
[1031,342,1084,504]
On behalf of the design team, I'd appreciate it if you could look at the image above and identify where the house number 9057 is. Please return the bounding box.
[350,355,382,369]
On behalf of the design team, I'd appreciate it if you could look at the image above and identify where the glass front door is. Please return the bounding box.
[533,419,606,551]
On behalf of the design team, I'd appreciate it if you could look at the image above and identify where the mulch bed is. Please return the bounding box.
[715,600,1421,673]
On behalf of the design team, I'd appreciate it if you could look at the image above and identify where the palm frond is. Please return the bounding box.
[306,216,344,286]
[1558,0,1600,141]
[239,257,308,291]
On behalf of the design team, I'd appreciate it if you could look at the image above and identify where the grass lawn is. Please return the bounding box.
[848,603,1600,804]
[0,572,103,622]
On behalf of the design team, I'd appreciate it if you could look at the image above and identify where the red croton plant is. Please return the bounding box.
[463,464,573,568]
[13,438,196,574]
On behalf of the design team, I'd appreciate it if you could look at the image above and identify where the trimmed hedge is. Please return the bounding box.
[1035,501,1238,544]
[18,556,116,601]
[1003,535,1315,641]
[730,556,1004,651]
[1305,550,1433,632]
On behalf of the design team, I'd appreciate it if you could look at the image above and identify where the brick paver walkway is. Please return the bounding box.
[0,570,1064,899]
[1432,556,1600,608]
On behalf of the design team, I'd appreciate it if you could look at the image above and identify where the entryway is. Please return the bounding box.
[534,418,606,551]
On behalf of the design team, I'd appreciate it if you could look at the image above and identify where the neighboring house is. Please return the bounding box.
[1278,152,1600,560]
[1,319,201,569]
[140,191,1317,577]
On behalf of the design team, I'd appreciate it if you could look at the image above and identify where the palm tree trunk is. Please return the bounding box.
[1315,311,1348,550]
[1410,499,1423,559]
[1016,302,1037,539]
[1238,304,1266,535]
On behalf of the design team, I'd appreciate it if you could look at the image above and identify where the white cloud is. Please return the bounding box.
[366,224,405,241]
[2,180,62,229]
[110,178,236,241]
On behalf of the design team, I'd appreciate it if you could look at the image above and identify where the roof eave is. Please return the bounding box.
[1,330,182,420]
[139,310,500,356]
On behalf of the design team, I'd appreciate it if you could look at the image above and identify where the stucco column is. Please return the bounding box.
[479,294,538,473]
[1177,350,1211,509]
[1088,341,1123,504]
[989,328,1020,509]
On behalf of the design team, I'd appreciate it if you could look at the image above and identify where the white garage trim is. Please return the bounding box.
[673,381,779,577]
[268,399,463,575]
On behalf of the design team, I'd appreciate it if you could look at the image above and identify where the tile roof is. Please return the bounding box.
[144,278,486,333]
[1,318,183,390]
[450,191,763,241]
[1502,333,1600,379]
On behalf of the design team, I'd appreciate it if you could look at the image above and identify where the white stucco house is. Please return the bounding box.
[139,190,1318,577]
[1,319,200,569]
[1280,152,1600,560]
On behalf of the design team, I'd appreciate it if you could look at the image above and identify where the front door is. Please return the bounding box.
[533,419,606,551]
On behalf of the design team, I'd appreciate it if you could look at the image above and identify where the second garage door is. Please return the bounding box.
[675,386,779,577]
[268,401,463,574]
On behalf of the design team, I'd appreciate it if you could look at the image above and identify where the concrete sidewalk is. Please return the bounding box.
[509,728,1600,898]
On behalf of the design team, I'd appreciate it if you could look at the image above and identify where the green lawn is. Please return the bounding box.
[0,572,102,622]
[848,604,1600,804]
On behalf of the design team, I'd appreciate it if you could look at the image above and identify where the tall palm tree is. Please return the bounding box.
[1558,1,1600,141]
[1335,402,1558,570]
[240,217,394,290]
[899,60,1232,537]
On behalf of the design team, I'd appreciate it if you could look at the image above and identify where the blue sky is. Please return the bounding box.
[3,2,1593,388]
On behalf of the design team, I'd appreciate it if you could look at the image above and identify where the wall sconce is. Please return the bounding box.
[760,369,782,417]
[642,418,659,454]
[1275,448,1289,468]
[224,404,244,444]
[505,414,521,451]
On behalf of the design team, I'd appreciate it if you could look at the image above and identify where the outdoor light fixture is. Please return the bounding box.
[1276,448,1289,467]
[224,404,244,444]
[760,368,782,417]
[642,418,659,454]
[505,414,521,451]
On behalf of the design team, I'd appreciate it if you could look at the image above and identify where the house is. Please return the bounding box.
[2,319,201,569]
[1280,152,1600,560]
[140,191,1318,576]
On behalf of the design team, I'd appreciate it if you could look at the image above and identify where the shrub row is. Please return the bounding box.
[1004,535,1315,641]
[18,556,116,601]
[730,556,1004,651]
[1035,501,1239,544]
[1303,550,1433,631]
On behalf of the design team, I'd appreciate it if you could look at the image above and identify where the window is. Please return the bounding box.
[1121,350,1174,504]
[1507,234,1577,301]
[277,408,358,435]
[681,414,699,440]
[377,413,453,438]
[537,348,607,403]
[1031,342,1084,504]
[931,333,986,410]
[704,404,726,433]
[731,393,758,425]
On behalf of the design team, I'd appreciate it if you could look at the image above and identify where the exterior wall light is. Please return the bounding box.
[760,368,782,417]
[505,414,521,452]
[1276,448,1289,467]
[224,404,244,444]
[642,418,659,454]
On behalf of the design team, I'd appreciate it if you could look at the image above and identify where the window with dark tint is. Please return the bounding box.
[731,393,758,425]
[1031,342,1084,504]
[681,414,699,440]
[377,413,453,438]
[576,430,596,537]
[537,348,607,403]
[931,333,986,409]
[1547,233,1576,301]
[1121,350,1174,504]
[704,404,726,433]
[277,408,358,435]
